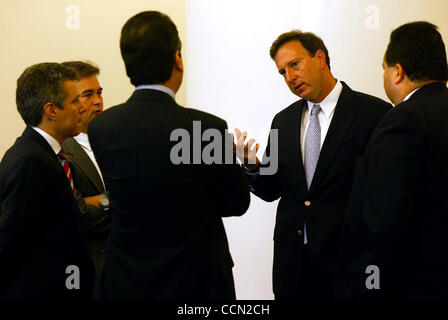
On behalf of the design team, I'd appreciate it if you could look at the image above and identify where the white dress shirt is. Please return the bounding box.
[31,126,61,155]
[403,87,420,102]
[300,80,343,163]
[300,80,343,245]
[135,84,176,100]
[73,132,105,189]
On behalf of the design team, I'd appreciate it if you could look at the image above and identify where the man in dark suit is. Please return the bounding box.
[235,30,391,299]
[88,11,250,300]
[61,61,111,299]
[0,63,95,299]
[342,21,448,299]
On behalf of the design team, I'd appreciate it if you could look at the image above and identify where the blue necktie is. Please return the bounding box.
[304,104,321,190]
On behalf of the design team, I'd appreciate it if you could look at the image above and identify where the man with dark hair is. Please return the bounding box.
[0,62,95,299]
[61,60,111,299]
[235,30,391,299]
[88,11,250,299]
[344,21,448,299]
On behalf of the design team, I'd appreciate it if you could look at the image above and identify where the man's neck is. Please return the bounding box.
[36,123,64,144]
[314,75,337,103]
[400,79,443,103]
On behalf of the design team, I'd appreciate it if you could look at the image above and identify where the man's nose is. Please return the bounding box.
[93,94,103,106]
[285,68,296,83]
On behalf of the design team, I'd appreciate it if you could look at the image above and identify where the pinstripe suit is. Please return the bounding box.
[88,89,250,299]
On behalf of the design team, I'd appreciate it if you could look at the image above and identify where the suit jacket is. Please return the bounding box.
[62,137,111,291]
[0,127,95,299]
[247,81,391,299]
[88,89,250,300]
[343,82,448,299]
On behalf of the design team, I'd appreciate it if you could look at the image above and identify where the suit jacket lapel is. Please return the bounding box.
[22,127,80,201]
[22,126,66,176]
[309,82,355,193]
[64,137,105,193]
[283,100,308,197]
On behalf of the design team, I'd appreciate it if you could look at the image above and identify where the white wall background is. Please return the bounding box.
[0,0,187,157]
[186,0,448,299]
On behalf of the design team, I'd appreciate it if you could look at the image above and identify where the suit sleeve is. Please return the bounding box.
[244,115,282,202]
[211,121,251,217]
[0,156,53,290]
[361,108,425,292]
[74,190,110,236]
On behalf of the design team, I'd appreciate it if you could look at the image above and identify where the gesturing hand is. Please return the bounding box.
[232,128,260,172]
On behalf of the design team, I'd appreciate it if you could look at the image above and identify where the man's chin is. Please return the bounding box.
[73,126,82,136]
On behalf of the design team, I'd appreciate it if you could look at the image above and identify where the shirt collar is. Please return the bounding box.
[73,132,90,151]
[135,84,176,100]
[306,80,343,118]
[403,87,421,102]
[31,126,61,155]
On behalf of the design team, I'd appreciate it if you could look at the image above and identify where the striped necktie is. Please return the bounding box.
[58,149,75,195]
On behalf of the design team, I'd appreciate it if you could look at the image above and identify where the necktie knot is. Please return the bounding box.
[311,104,321,116]
[58,149,67,161]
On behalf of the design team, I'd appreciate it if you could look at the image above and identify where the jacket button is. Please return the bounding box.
[304,201,311,207]
[298,230,303,236]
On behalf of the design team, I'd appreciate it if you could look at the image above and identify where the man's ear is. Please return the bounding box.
[393,63,406,84]
[174,50,183,72]
[315,49,327,69]
[42,102,58,121]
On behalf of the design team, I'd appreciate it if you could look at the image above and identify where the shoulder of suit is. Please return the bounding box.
[273,99,305,123]
[61,137,79,152]
[181,107,227,128]
[1,138,56,174]
[345,86,392,110]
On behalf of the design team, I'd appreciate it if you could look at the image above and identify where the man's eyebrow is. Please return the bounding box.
[81,89,94,94]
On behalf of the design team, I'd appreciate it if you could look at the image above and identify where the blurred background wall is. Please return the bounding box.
[0,0,186,156]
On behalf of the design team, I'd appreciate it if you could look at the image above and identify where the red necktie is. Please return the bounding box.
[58,149,75,195]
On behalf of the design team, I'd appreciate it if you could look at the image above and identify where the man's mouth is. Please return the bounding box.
[294,83,304,91]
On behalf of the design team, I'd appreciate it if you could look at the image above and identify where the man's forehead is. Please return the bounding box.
[79,75,102,90]
[275,41,305,62]
[65,79,80,90]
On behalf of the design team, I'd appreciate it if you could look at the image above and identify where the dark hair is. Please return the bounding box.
[120,11,181,86]
[385,21,448,82]
[270,30,331,70]
[61,60,100,78]
[16,63,79,126]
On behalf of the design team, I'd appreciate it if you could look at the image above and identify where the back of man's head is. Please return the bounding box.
[61,60,100,78]
[16,62,79,126]
[120,11,181,86]
[385,21,448,82]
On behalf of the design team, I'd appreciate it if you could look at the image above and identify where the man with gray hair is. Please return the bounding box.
[0,62,95,299]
